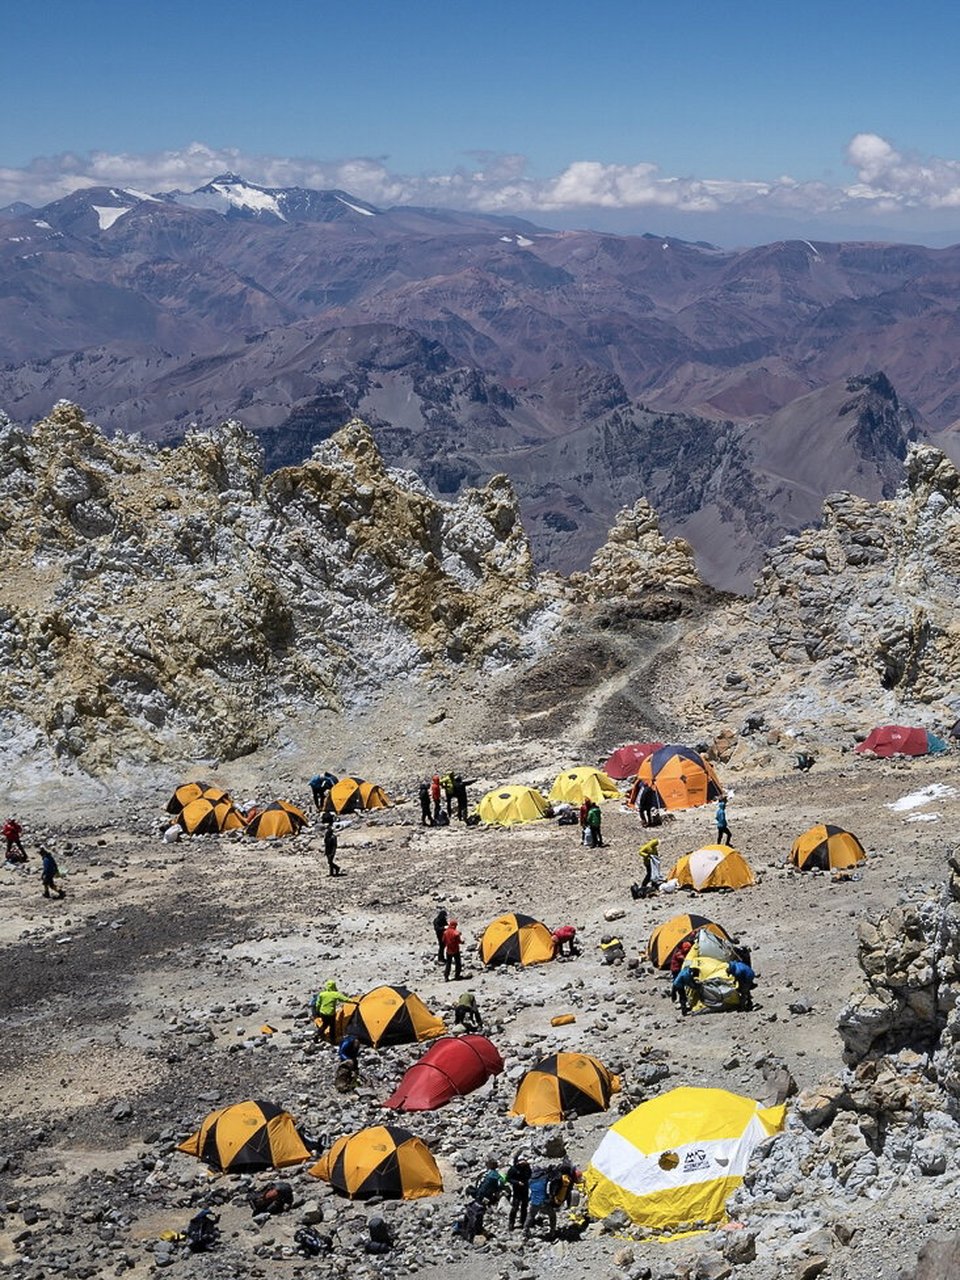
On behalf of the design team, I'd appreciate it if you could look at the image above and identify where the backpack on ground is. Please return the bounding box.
[454,1200,486,1240]
[248,1182,293,1215]
[294,1227,332,1256]
[186,1210,218,1252]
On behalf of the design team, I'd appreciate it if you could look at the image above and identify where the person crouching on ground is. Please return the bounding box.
[552,924,579,958]
[634,838,659,897]
[671,964,701,1016]
[727,958,756,1010]
[454,990,482,1031]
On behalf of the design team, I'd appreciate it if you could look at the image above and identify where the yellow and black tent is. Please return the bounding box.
[547,767,620,806]
[166,781,229,816]
[177,1099,311,1172]
[179,794,245,835]
[343,985,445,1047]
[309,1124,442,1200]
[790,823,866,871]
[647,915,731,969]
[477,785,549,826]
[509,1053,621,1125]
[325,777,391,814]
[585,1087,785,1229]
[246,800,308,839]
[479,913,556,967]
[668,845,755,891]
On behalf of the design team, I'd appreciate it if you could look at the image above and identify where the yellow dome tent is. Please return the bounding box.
[509,1053,620,1125]
[548,767,620,805]
[479,913,555,966]
[246,800,308,839]
[177,1099,311,1172]
[647,915,731,969]
[342,985,445,1047]
[309,1125,442,1200]
[325,777,391,814]
[585,1087,785,1229]
[477,786,550,826]
[669,845,755,891]
[790,824,866,871]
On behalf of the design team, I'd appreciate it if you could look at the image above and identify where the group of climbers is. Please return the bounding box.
[671,954,756,1015]
[419,772,474,826]
[454,1153,582,1242]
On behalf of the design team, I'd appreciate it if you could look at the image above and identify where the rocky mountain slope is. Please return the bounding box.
[0,402,957,786]
[0,404,558,776]
[1,176,957,586]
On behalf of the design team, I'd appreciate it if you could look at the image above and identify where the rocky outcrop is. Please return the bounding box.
[649,444,960,756]
[752,444,960,702]
[0,405,558,770]
[570,497,703,600]
[834,855,960,1109]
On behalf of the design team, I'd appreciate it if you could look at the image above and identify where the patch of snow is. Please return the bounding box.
[34,220,51,229]
[211,181,286,220]
[499,235,513,242]
[92,206,130,231]
[887,783,958,812]
[334,195,375,216]
[907,813,941,822]
[122,188,160,203]
[7,236,25,243]
[801,239,821,259]
[661,242,670,250]
[516,235,533,247]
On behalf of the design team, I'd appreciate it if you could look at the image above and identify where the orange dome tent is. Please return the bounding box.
[637,746,722,810]
[790,824,866,871]
[325,777,390,814]
[246,800,309,839]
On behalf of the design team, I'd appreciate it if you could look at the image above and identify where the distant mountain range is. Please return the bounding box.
[2,173,957,588]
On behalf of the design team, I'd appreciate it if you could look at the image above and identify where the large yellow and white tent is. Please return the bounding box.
[668,845,755,892]
[585,1087,785,1229]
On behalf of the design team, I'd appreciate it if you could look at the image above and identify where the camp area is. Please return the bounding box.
[6,685,960,1280]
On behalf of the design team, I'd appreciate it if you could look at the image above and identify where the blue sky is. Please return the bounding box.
[5,0,960,244]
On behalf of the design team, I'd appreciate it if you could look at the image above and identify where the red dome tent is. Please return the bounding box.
[855,725,948,757]
[603,743,664,781]
[384,1035,504,1112]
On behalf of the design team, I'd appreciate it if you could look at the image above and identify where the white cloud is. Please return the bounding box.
[4,135,960,226]
[843,132,960,209]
